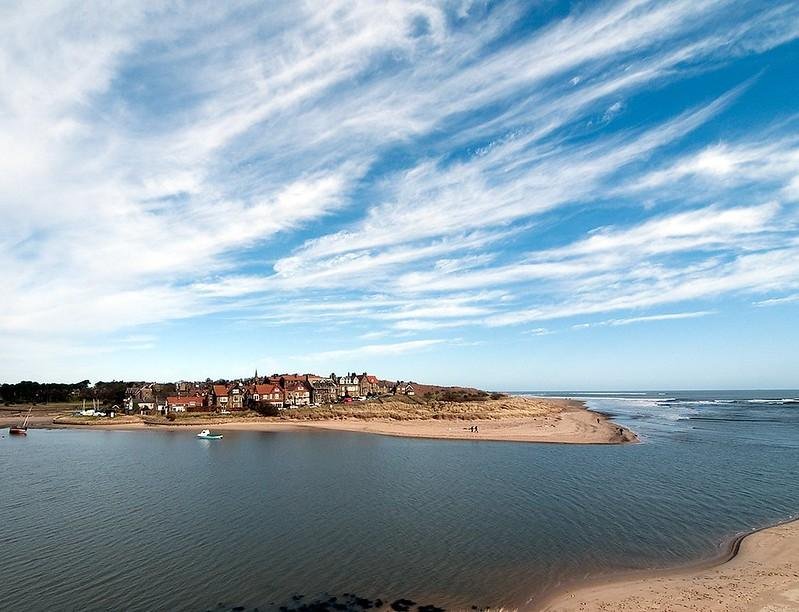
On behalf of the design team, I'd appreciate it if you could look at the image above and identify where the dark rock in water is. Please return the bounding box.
[374,599,384,608]
[417,605,445,612]
[232,607,245,611]
[292,594,304,601]
[390,599,416,612]
[352,596,374,609]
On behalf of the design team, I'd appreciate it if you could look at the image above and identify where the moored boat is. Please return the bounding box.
[9,408,32,435]
[197,429,223,440]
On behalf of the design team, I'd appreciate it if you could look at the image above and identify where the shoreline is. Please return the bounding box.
[2,397,638,445]
[539,517,799,611]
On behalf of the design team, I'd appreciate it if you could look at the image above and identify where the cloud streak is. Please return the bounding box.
[2,0,798,378]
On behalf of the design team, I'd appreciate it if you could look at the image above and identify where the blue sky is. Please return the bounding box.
[2,1,799,390]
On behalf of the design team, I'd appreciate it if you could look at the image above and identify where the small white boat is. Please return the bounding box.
[197,429,223,440]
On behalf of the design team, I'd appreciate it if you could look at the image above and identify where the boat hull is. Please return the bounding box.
[197,434,223,439]
[9,427,27,435]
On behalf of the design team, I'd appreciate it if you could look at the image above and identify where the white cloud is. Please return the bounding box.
[524,328,555,336]
[754,294,799,307]
[2,0,799,376]
[574,311,716,328]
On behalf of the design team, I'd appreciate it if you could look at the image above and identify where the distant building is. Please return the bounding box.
[357,373,381,396]
[310,378,337,404]
[334,372,360,398]
[283,380,311,406]
[133,401,156,414]
[228,384,246,410]
[251,383,284,408]
[392,381,416,396]
[212,385,229,409]
[165,395,205,412]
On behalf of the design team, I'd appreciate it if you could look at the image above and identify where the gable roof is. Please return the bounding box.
[254,384,282,395]
[283,380,310,392]
[166,395,204,405]
[213,385,228,396]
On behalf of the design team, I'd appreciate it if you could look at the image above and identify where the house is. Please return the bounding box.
[251,383,284,408]
[333,372,361,398]
[228,384,247,410]
[310,378,337,405]
[392,381,416,396]
[212,384,229,409]
[278,374,306,386]
[357,373,381,397]
[124,383,156,411]
[135,401,156,415]
[283,380,312,406]
[165,395,205,412]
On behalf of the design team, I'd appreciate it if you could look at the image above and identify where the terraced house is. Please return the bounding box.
[251,383,284,409]
[310,378,337,404]
[212,384,229,409]
[283,380,311,406]
[334,372,361,398]
[165,395,206,412]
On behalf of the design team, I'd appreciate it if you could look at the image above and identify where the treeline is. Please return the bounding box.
[0,380,130,406]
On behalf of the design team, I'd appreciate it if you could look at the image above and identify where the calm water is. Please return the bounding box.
[1,390,798,611]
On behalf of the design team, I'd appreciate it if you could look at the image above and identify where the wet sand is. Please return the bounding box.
[541,519,799,612]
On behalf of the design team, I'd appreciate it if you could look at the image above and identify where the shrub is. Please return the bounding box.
[255,404,280,417]
[166,412,176,421]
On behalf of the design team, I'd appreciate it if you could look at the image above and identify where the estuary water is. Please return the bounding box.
[1,390,798,611]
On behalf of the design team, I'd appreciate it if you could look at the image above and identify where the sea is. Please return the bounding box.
[1,390,798,611]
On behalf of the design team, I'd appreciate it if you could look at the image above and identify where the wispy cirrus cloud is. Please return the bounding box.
[573,311,716,329]
[2,0,799,379]
[753,294,799,307]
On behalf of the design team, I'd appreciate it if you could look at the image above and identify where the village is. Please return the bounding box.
[124,372,418,415]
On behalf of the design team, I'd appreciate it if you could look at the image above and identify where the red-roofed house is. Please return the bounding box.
[252,383,284,408]
[358,373,381,396]
[165,395,205,412]
[212,385,229,409]
[283,380,311,406]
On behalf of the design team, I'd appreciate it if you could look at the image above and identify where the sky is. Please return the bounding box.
[2,0,799,390]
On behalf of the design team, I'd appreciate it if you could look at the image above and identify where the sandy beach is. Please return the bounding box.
[541,519,799,612]
[1,397,637,444]
[251,402,636,444]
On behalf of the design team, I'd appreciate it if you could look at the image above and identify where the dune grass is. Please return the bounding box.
[282,396,562,421]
